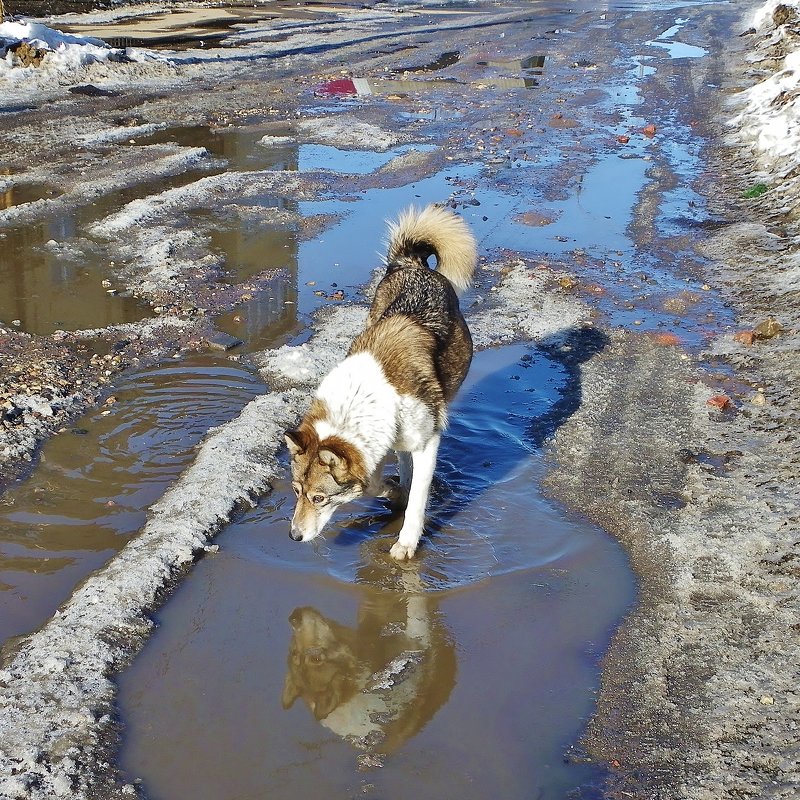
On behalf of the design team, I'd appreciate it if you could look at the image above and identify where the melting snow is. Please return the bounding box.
[0,20,153,82]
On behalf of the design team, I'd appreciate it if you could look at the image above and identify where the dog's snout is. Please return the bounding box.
[289,527,303,542]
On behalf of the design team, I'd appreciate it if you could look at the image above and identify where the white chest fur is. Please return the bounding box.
[314,353,437,471]
[315,353,399,471]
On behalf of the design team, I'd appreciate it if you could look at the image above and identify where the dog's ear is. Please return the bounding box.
[319,438,368,486]
[285,429,308,456]
[311,675,345,720]
[281,672,300,709]
[318,447,346,470]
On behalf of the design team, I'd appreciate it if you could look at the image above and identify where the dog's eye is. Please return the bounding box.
[311,494,326,505]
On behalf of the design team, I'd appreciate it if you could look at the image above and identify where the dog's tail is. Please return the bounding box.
[385,204,477,295]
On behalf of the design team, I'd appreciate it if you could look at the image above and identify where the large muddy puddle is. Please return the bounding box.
[116,345,636,798]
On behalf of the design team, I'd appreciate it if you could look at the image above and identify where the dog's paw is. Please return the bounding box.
[390,541,417,561]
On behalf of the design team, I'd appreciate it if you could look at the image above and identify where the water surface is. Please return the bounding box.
[117,346,636,799]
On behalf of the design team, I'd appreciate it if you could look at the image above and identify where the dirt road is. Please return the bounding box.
[0,0,798,798]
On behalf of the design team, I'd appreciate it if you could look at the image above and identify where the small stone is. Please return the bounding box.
[205,332,243,351]
[759,695,775,705]
[753,317,783,340]
[651,332,681,346]
[707,394,731,411]
[733,331,755,346]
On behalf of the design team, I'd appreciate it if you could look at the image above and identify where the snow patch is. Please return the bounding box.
[297,117,406,152]
[727,1,800,189]
[0,20,153,84]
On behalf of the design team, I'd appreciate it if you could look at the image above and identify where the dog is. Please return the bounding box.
[281,576,456,753]
[285,204,477,559]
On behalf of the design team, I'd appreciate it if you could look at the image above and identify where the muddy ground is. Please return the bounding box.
[0,0,798,798]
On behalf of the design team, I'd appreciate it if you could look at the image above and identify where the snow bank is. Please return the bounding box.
[89,170,318,237]
[748,0,793,29]
[0,20,153,85]
[727,1,800,172]
[0,146,215,229]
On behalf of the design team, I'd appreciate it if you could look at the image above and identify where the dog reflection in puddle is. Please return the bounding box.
[281,572,455,758]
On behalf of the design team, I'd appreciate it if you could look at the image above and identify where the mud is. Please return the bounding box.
[0,1,798,799]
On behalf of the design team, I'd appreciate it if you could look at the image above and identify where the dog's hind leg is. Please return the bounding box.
[390,434,440,561]
[374,451,412,507]
[396,451,412,492]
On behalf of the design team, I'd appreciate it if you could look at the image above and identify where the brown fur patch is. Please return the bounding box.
[350,316,445,424]
[351,268,472,426]
[317,435,369,486]
[288,424,369,490]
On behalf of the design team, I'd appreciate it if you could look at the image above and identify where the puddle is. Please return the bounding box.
[0,181,63,210]
[316,75,539,96]
[295,164,483,315]
[647,18,708,59]
[0,213,149,335]
[298,144,423,175]
[116,345,636,798]
[0,355,265,647]
[191,208,298,281]
[477,54,546,72]
[230,346,584,588]
[316,51,546,97]
[129,125,298,172]
[214,279,300,354]
[0,127,299,335]
[396,49,461,73]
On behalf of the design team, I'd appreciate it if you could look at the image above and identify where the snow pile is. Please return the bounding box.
[89,170,319,237]
[748,0,795,28]
[0,20,148,82]
[297,117,408,152]
[727,1,800,173]
[257,305,369,388]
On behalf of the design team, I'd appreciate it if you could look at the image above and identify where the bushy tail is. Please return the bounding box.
[385,204,477,295]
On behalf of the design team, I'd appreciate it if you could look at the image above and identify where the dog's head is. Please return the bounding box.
[281,607,362,720]
[285,425,367,542]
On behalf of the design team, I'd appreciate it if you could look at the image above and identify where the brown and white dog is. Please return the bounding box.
[285,204,477,559]
[281,588,456,753]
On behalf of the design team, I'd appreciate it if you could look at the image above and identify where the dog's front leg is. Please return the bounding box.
[390,433,440,561]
